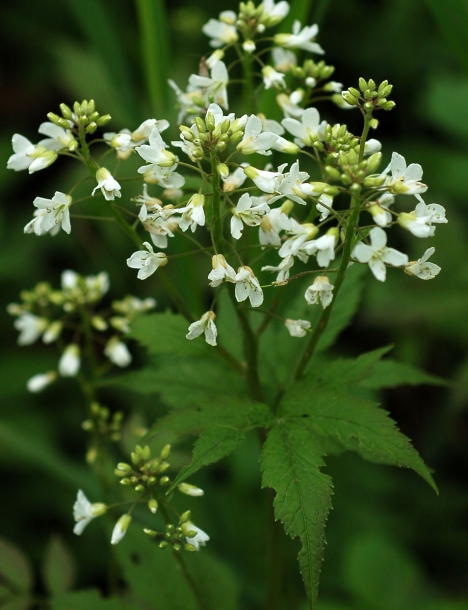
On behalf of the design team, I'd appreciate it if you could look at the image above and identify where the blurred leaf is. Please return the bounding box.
[425,0,468,72]
[129,311,205,356]
[50,589,128,610]
[0,599,32,610]
[342,532,423,609]
[0,538,33,594]
[42,536,76,596]
[115,530,238,610]
[261,422,333,607]
[361,359,448,389]
[423,74,468,142]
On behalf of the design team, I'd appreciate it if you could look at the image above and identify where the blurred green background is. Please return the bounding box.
[0,0,467,608]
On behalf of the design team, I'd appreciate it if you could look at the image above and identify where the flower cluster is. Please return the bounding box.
[8,270,155,392]
[74,444,208,551]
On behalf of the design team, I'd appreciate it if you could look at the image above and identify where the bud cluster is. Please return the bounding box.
[342,79,395,114]
[115,444,172,494]
[48,99,111,135]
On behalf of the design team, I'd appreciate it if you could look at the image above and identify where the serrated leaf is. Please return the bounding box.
[361,359,448,389]
[280,351,437,492]
[261,422,333,608]
[169,427,246,491]
[0,538,33,594]
[50,589,128,610]
[129,311,205,356]
[42,536,76,596]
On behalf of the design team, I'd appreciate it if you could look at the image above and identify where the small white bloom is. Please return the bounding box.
[269,160,310,206]
[126,242,168,280]
[59,344,81,377]
[178,483,205,497]
[285,319,311,337]
[243,40,256,53]
[73,490,107,536]
[222,163,248,192]
[231,193,270,239]
[282,107,327,148]
[262,254,297,283]
[272,47,297,72]
[182,521,209,551]
[277,89,305,118]
[279,220,318,258]
[136,128,177,170]
[29,191,72,235]
[237,115,279,155]
[208,254,236,287]
[368,193,395,227]
[186,311,217,346]
[38,122,77,152]
[363,139,382,155]
[274,20,324,54]
[43,321,62,344]
[380,152,427,195]
[7,134,57,173]
[262,66,286,90]
[234,266,264,307]
[260,0,290,27]
[14,313,48,345]
[27,371,57,393]
[405,247,441,280]
[259,205,292,246]
[189,61,229,109]
[352,227,408,281]
[244,163,288,194]
[104,337,132,367]
[305,276,334,308]
[302,232,337,267]
[111,514,132,545]
[202,15,238,48]
[316,193,334,221]
[92,168,121,201]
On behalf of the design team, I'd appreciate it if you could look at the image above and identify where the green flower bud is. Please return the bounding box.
[185,543,197,552]
[206,112,215,131]
[159,541,169,549]
[325,166,341,180]
[173,543,181,551]
[96,114,112,126]
[366,152,382,173]
[383,101,396,111]
[369,118,379,129]
[217,163,229,179]
[144,528,157,537]
[180,510,191,523]
[60,103,73,120]
[134,484,145,493]
[159,476,170,486]
[160,444,171,460]
[349,86,361,98]
[368,78,376,90]
[85,122,97,134]
[358,78,367,92]
[148,499,158,514]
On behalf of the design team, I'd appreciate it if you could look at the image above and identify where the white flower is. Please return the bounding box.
[260,0,290,27]
[27,371,57,393]
[202,14,238,48]
[43,321,62,344]
[222,163,248,192]
[277,89,305,118]
[262,66,286,90]
[14,313,48,345]
[141,164,185,189]
[7,134,57,173]
[278,220,318,258]
[38,122,77,151]
[111,514,132,545]
[92,168,121,201]
[368,193,395,227]
[302,232,337,267]
[178,483,205,497]
[272,47,297,72]
[208,254,236,287]
[305,276,334,308]
[179,194,206,233]
[262,254,297,283]
[282,107,327,148]
[234,266,264,307]
[380,152,427,195]
[182,521,210,551]
[405,247,441,280]
[398,197,447,238]
[244,163,288,194]
[59,344,81,377]
[363,139,382,155]
[28,191,72,235]
[259,205,292,246]
[285,319,311,337]
[274,20,324,54]
[138,201,178,248]
[186,311,217,346]
[126,242,168,280]
[352,227,409,281]
[231,193,270,239]
[316,193,334,221]
[237,115,279,155]
[269,160,310,206]
[73,490,107,536]
[104,337,132,367]
[189,61,229,109]
[136,128,177,170]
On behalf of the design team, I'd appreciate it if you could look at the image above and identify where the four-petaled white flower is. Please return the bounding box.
[73,490,107,535]
[14,313,48,345]
[208,254,236,287]
[186,311,217,346]
[259,206,292,247]
[179,194,206,233]
[202,12,238,48]
[262,254,299,284]
[244,163,287,194]
[279,220,318,258]
[405,247,441,280]
[27,371,57,393]
[352,227,408,281]
[380,152,427,196]
[222,164,248,192]
[136,128,177,171]
[26,191,72,235]
[302,232,337,267]
[272,47,297,72]
[92,168,122,201]
[274,20,324,54]
[182,521,210,551]
[237,115,279,155]
[189,61,229,109]
[59,344,81,377]
[231,193,270,239]
[262,66,286,90]
[285,319,311,337]
[234,266,264,307]
[398,196,447,238]
[282,107,327,148]
[7,134,58,173]
[305,276,334,308]
[127,242,168,280]
[260,0,290,27]
[38,122,77,152]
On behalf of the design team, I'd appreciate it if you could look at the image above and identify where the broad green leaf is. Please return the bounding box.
[50,589,128,610]
[0,538,33,594]
[115,530,238,610]
[361,359,448,389]
[0,599,32,610]
[261,422,333,608]
[129,311,205,356]
[42,536,76,596]
[280,351,437,492]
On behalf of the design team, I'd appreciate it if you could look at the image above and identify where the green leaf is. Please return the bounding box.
[50,589,128,610]
[361,359,448,389]
[0,598,32,610]
[0,538,33,595]
[280,350,437,492]
[129,311,205,356]
[42,536,76,596]
[425,0,468,73]
[115,530,238,610]
[261,422,333,608]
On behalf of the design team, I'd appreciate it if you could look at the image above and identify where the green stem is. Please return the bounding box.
[210,153,224,255]
[242,52,256,114]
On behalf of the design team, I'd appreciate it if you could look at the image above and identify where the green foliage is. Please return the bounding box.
[50,589,129,610]
[0,538,33,597]
[42,536,76,596]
